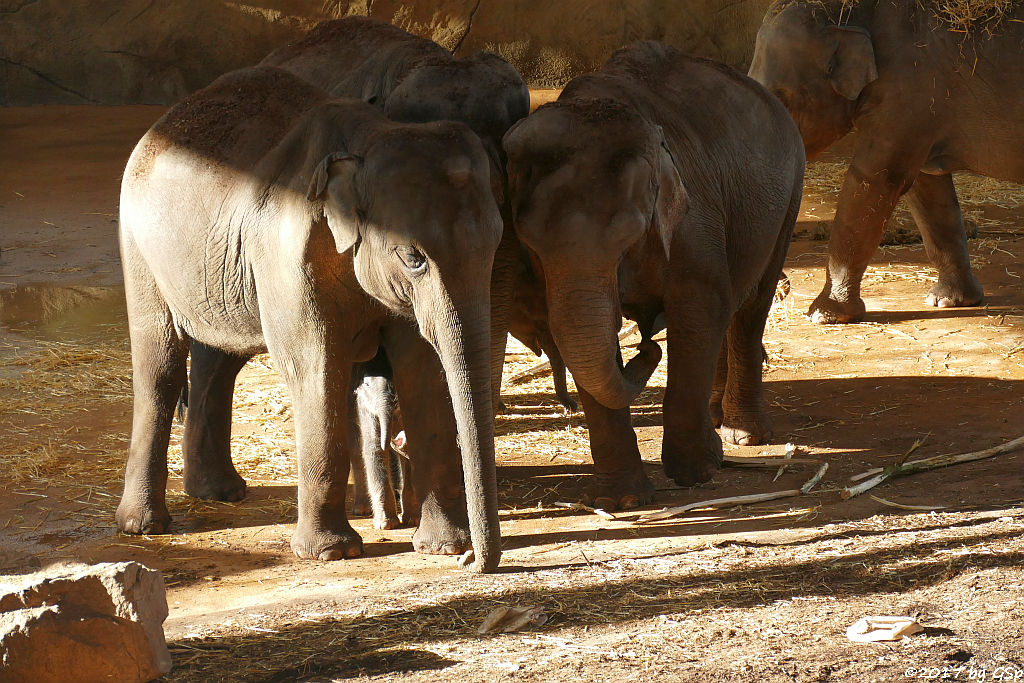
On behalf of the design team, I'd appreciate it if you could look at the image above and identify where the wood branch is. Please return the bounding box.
[842,434,1024,499]
[723,455,820,468]
[869,495,946,511]
[506,322,640,384]
[552,501,617,521]
[634,463,828,524]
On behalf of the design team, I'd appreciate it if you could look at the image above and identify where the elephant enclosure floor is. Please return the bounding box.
[2,105,1024,682]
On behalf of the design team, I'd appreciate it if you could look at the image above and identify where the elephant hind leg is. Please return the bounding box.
[116,240,189,535]
[905,172,984,308]
[719,193,799,447]
[182,342,250,501]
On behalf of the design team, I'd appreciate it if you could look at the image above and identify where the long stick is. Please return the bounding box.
[723,456,820,468]
[635,463,828,524]
[842,434,1024,499]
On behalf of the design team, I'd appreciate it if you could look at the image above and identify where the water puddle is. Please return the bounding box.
[0,284,127,344]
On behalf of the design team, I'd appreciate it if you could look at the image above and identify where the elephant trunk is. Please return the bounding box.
[422,285,501,573]
[546,275,661,410]
[488,223,520,412]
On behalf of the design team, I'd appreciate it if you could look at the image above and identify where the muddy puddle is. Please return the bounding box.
[0,284,126,341]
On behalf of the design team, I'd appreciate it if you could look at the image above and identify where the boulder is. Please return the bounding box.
[0,561,171,683]
[0,0,774,105]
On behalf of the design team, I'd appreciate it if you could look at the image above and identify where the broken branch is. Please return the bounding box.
[842,434,1024,499]
[634,463,828,524]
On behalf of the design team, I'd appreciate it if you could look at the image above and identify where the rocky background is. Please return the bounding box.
[0,0,774,105]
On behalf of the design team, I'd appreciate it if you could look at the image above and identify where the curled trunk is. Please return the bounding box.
[546,277,660,410]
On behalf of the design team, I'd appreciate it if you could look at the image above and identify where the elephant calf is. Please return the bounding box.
[504,42,804,508]
[116,65,503,571]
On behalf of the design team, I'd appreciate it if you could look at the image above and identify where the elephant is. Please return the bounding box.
[503,42,804,507]
[348,348,414,531]
[179,18,532,563]
[115,65,503,571]
[748,0,1024,324]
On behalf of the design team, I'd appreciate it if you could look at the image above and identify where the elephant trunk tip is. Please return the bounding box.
[458,547,501,573]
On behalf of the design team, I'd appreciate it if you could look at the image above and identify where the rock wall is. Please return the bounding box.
[0,0,773,105]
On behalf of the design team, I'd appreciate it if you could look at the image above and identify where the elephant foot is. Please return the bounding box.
[807,291,865,325]
[373,511,401,530]
[720,405,773,446]
[926,274,983,309]
[412,511,471,555]
[183,469,246,502]
[115,499,171,535]
[290,523,363,561]
[662,427,723,486]
[582,466,654,511]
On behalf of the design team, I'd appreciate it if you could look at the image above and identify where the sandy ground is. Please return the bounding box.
[1,105,1023,682]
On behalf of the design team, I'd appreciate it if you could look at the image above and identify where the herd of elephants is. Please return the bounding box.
[111,0,1024,572]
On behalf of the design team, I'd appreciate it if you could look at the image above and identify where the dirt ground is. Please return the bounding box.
[1,105,1023,683]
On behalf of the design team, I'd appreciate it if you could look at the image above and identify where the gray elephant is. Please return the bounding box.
[749,0,1024,323]
[115,65,502,571]
[179,19,529,562]
[504,42,804,507]
[348,347,414,531]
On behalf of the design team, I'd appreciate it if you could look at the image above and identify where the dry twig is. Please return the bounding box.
[843,434,1024,499]
[634,463,829,524]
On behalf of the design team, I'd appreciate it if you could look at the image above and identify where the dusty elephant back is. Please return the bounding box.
[128,66,330,183]
[261,17,449,102]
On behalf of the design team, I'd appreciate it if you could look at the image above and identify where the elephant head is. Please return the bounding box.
[306,117,503,571]
[748,3,878,159]
[385,52,530,160]
[503,100,685,411]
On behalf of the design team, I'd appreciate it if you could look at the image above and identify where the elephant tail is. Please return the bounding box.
[176,382,189,423]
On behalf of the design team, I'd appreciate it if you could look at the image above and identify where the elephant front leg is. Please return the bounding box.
[810,162,916,324]
[181,342,250,502]
[273,346,362,561]
[708,344,728,428]
[904,172,983,308]
[578,387,652,510]
[385,324,471,556]
[539,328,577,413]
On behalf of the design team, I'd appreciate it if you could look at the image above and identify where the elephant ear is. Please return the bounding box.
[652,136,688,260]
[828,26,878,100]
[306,152,364,254]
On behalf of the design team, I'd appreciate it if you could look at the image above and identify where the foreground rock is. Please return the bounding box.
[0,561,171,683]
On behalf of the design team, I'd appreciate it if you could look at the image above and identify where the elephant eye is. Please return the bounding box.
[396,245,427,274]
[826,56,837,77]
